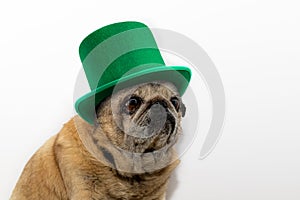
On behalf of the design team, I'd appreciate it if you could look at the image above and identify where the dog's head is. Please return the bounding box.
[95,81,186,154]
[78,81,186,173]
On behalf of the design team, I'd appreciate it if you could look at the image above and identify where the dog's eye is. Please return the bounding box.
[170,97,180,111]
[124,96,142,115]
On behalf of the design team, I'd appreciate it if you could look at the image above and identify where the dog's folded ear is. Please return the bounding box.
[180,102,186,117]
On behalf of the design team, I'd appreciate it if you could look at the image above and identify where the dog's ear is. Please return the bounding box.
[93,104,101,126]
[180,102,186,117]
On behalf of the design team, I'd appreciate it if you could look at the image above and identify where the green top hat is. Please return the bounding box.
[75,21,192,124]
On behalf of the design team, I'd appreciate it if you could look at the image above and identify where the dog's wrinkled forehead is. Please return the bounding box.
[113,81,179,100]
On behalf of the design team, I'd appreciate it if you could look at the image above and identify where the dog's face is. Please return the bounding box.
[94,81,186,154]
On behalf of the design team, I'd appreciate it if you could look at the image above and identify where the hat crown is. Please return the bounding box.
[79,21,165,90]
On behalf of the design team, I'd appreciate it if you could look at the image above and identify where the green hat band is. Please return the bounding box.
[97,49,165,88]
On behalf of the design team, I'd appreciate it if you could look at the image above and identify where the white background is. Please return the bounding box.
[1,0,300,199]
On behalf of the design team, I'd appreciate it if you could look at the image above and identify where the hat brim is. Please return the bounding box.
[75,66,191,124]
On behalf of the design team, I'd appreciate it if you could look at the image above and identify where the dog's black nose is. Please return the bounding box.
[149,102,167,119]
[148,102,167,130]
[143,100,176,136]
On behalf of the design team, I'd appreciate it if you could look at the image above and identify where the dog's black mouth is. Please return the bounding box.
[139,112,177,153]
[144,147,156,153]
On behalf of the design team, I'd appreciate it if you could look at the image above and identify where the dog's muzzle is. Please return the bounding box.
[146,100,176,137]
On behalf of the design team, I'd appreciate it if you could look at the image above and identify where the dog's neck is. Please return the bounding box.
[73,116,180,176]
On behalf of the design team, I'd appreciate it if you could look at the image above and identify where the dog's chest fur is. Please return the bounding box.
[10,117,179,200]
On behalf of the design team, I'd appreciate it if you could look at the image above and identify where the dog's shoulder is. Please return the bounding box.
[10,129,68,200]
[11,116,88,200]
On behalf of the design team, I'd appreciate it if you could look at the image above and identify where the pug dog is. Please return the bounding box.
[10,81,186,200]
